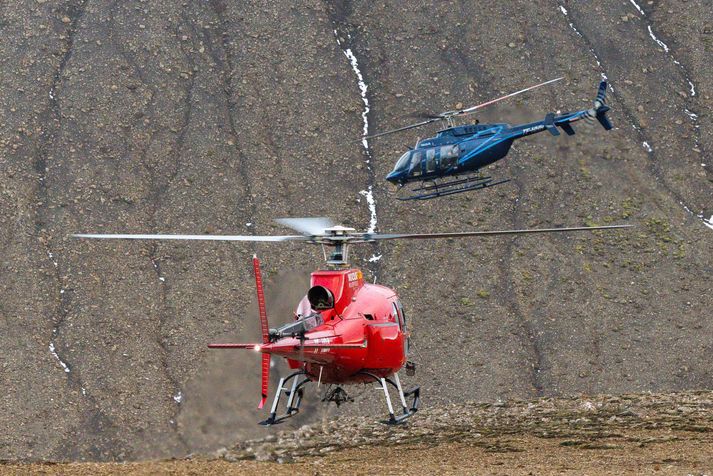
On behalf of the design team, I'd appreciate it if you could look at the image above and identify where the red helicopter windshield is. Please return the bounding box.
[295,296,312,318]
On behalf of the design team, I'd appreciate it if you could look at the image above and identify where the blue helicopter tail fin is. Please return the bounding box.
[544,113,560,136]
[593,81,613,130]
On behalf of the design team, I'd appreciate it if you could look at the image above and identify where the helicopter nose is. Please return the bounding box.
[385,171,401,183]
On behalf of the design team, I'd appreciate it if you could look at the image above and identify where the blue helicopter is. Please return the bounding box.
[368,79,612,200]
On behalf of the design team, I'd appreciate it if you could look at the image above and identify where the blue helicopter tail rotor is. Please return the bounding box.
[590,81,613,130]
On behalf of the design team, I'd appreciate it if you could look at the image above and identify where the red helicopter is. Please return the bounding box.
[73,217,630,424]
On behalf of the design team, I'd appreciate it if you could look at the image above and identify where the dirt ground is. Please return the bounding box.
[4,391,713,474]
[4,430,712,475]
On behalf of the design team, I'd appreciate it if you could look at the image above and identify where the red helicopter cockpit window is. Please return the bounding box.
[295,296,312,319]
[391,303,401,330]
[396,300,406,330]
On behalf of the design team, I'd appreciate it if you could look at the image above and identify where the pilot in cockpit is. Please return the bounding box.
[269,285,333,340]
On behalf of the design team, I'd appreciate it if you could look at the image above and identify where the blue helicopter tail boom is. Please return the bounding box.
[509,81,612,139]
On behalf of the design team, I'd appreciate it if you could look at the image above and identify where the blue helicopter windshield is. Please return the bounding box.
[394,151,412,170]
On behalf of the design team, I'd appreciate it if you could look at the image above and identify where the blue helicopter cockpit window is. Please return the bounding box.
[409,151,423,176]
[394,151,412,171]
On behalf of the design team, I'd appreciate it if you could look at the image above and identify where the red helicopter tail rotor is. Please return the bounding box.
[206,255,272,408]
[253,255,271,409]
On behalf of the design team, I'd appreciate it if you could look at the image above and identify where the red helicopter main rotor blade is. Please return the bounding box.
[72,233,307,242]
[362,224,632,241]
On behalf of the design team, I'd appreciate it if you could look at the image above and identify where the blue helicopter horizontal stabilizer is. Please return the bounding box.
[544,113,560,136]
[560,123,576,135]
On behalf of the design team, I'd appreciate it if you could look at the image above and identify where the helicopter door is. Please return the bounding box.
[409,151,423,177]
[425,148,437,174]
[439,145,459,170]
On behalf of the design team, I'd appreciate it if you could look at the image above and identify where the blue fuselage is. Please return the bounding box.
[385,109,591,184]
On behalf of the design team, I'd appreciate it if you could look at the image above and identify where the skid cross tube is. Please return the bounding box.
[356,371,420,424]
[259,370,310,426]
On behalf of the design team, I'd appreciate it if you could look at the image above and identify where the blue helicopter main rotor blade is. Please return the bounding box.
[449,77,564,117]
[362,117,442,140]
[363,77,564,140]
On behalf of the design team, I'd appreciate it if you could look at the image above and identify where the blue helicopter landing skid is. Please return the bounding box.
[397,175,511,201]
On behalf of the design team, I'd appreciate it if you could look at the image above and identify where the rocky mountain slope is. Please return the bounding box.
[5,391,713,474]
[1,0,711,461]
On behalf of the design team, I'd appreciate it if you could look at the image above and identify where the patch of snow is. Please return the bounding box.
[558,5,611,83]
[173,391,183,404]
[685,109,698,120]
[704,216,713,231]
[559,5,583,38]
[368,254,383,263]
[47,250,58,268]
[49,342,70,373]
[151,259,165,283]
[336,32,379,235]
[688,81,696,97]
[359,188,378,233]
[340,46,371,152]
[642,141,652,152]
[680,203,713,230]
[629,0,645,16]
[245,222,252,227]
[647,26,669,52]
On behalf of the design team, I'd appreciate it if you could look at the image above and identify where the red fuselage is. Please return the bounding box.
[261,268,409,384]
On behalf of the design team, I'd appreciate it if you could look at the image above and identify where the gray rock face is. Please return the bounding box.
[0,0,711,462]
